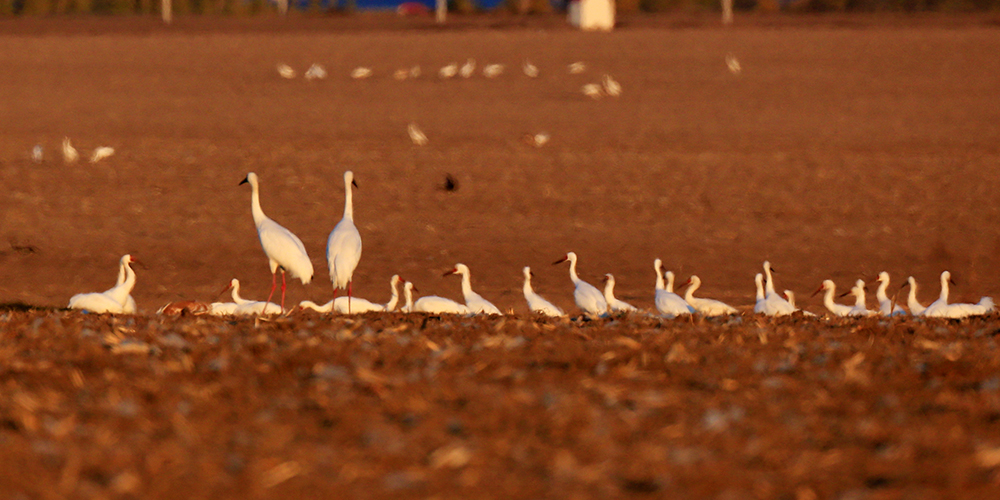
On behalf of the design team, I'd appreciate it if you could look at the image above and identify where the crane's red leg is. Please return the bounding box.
[265,271,277,312]
[280,270,287,313]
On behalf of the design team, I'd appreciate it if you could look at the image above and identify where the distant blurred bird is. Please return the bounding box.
[582,83,603,99]
[482,63,504,78]
[524,132,550,148]
[31,145,43,163]
[443,174,458,192]
[351,67,373,79]
[726,53,742,75]
[90,147,115,163]
[393,68,410,81]
[602,74,621,97]
[409,65,421,78]
[460,58,476,78]
[568,62,586,74]
[304,63,327,80]
[523,60,539,78]
[439,62,458,79]
[62,137,78,163]
[408,123,428,146]
[277,63,296,79]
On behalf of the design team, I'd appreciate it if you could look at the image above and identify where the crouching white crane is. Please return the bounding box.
[554,252,607,317]
[445,263,502,315]
[68,255,138,314]
[522,267,564,317]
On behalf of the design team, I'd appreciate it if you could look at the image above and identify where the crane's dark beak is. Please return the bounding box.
[443,268,457,277]
[553,257,568,265]
[239,177,249,186]
[810,285,824,298]
[352,179,359,189]
[838,290,851,298]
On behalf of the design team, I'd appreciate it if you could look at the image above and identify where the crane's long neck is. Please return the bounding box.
[108,262,136,303]
[939,275,949,302]
[666,272,675,294]
[301,300,333,313]
[824,286,838,310]
[754,275,764,301]
[908,281,923,311]
[684,279,699,303]
[404,284,413,311]
[764,266,776,296]
[250,181,266,226]
[854,288,866,307]
[231,281,248,304]
[523,275,534,298]
[385,279,400,311]
[343,179,354,222]
[876,279,890,303]
[460,271,473,300]
[603,279,615,302]
[116,262,126,286]
[568,256,580,285]
[654,263,665,291]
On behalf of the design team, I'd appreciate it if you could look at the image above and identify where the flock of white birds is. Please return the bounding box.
[66,169,995,320]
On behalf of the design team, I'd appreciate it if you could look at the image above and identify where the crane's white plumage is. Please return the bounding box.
[405,282,471,315]
[460,58,476,78]
[482,63,504,78]
[554,252,607,317]
[875,272,906,316]
[582,83,603,99]
[602,74,621,97]
[902,276,927,316]
[241,172,314,312]
[568,62,586,74]
[682,275,737,316]
[111,255,138,314]
[326,171,362,311]
[603,274,638,313]
[299,275,401,314]
[522,60,538,78]
[813,280,852,317]
[68,255,137,314]
[277,63,296,79]
[408,123,428,146]
[446,263,502,315]
[726,53,742,75]
[761,261,795,316]
[439,62,458,79]
[922,271,995,318]
[351,67,373,79]
[304,63,327,80]
[522,267,564,317]
[847,279,876,317]
[653,259,693,318]
[90,147,115,163]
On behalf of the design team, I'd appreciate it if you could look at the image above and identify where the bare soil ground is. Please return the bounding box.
[2,12,1000,499]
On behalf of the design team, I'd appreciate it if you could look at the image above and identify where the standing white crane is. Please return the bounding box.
[68,255,138,314]
[327,171,362,313]
[603,274,638,313]
[240,172,314,313]
[553,252,607,317]
[522,267,564,317]
[445,263,502,315]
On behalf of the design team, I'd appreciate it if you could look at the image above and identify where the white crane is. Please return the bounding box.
[327,170,362,313]
[922,271,995,318]
[522,267,564,317]
[900,276,927,316]
[110,256,138,314]
[761,261,795,316]
[90,147,115,163]
[299,275,402,314]
[874,272,906,316]
[240,172,314,313]
[653,259,693,318]
[553,252,607,317]
[68,255,138,314]
[208,278,248,316]
[602,274,638,313]
[811,280,853,317]
[783,290,815,316]
[62,137,78,163]
[522,60,539,78]
[459,58,476,78]
[445,263,502,315]
[846,279,876,317]
[681,275,737,316]
[408,282,471,315]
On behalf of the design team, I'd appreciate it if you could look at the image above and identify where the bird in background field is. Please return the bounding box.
[603,274,638,313]
[554,251,607,317]
[62,137,78,163]
[522,267,564,317]
[726,53,742,75]
[327,171,362,313]
[460,58,476,78]
[582,83,603,99]
[680,275,737,316]
[31,145,43,163]
[445,263,502,315]
[568,61,586,74]
[522,60,538,78]
[351,67,373,79]
[276,63,295,79]
[760,261,795,316]
[901,276,927,316]
[90,147,114,163]
[68,255,138,314]
[240,172,314,313]
[483,63,504,78]
[408,123,428,146]
[304,63,327,81]
[602,74,621,97]
[846,279,876,317]
[438,62,458,79]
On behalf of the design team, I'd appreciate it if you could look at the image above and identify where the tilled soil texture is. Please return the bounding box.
[3,12,1000,499]
[2,310,1000,499]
